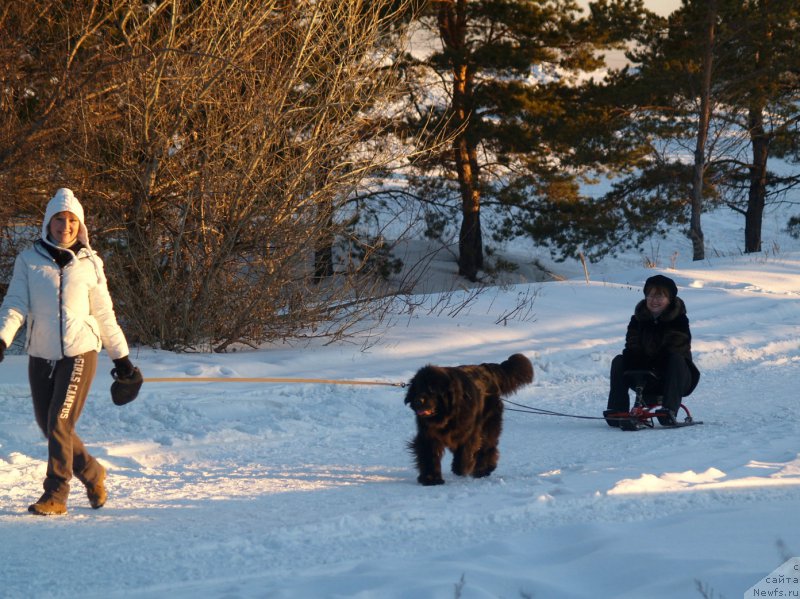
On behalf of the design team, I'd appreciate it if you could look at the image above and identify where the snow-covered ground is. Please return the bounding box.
[1,201,799,599]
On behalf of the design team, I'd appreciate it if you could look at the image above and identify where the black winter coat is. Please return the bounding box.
[622,297,701,394]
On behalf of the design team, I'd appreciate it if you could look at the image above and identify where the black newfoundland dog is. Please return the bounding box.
[404,353,534,485]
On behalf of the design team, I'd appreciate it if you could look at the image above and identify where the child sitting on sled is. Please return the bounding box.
[605,274,700,426]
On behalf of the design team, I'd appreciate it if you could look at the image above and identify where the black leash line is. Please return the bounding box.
[502,398,606,420]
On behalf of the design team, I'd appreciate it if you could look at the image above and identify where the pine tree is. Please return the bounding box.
[614,0,800,257]
[617,0,734,262]
[397,0,651,275]
[725,0,800,253]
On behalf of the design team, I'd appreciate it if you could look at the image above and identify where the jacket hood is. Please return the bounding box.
[42,188,90,248]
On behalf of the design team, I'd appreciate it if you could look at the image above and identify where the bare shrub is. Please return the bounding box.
[41,0,428,351]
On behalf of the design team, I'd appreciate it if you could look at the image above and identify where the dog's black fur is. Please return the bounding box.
[404,353,534,485]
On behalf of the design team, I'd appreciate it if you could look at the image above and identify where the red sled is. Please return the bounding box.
[605,369,702,431]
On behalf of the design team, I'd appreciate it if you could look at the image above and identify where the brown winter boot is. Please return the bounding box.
[28,494,67,516]
[86,466,107,509]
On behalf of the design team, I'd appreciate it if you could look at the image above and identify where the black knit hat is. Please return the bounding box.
[643,274,678,300]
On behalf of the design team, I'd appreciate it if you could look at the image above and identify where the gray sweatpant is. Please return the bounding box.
[29,351,102,503]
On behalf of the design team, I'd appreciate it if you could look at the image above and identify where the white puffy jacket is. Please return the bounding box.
[0,190,129,360]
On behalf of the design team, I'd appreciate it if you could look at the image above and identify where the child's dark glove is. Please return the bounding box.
[0,339,5,363]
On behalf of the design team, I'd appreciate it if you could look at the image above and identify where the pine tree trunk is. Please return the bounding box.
[745,106,769,253]
[457,140,482,281]
[438,0,482,282]
[690,0,716,262]
[744,2,773,255]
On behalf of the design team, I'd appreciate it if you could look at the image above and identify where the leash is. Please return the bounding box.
[143,377,689,425]
[502,398,606,420]
[144,377,613,420]
[144,378,598,415]
[144,376,407,388]
[144,378,605,418]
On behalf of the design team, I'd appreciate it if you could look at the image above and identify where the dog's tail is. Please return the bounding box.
[497,353,534,396]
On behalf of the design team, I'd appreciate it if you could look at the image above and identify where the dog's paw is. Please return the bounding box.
[418,474,445,486]
[472,466,496,478]
[451,462,473,477]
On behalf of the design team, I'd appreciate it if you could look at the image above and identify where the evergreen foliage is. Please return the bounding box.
[395,0,653,268]
[611,0,800,257]
[2,1,799,349]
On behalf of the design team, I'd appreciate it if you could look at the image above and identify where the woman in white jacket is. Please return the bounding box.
[0,188,139,516]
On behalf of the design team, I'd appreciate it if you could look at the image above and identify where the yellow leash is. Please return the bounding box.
[144,376,406,388]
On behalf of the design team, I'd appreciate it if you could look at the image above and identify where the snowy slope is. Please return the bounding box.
[2,207,800,599]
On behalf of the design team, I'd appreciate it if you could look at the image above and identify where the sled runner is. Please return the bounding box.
[605,369,702,431]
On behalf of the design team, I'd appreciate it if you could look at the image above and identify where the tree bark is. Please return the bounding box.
[689,0,716,261]
[744,0,773,254]
[745,105,769,253]
[438,0,483,281]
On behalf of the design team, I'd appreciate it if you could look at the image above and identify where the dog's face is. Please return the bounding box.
[404,366,452,419]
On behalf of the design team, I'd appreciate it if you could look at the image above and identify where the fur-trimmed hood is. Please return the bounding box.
[633,296,686,323]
